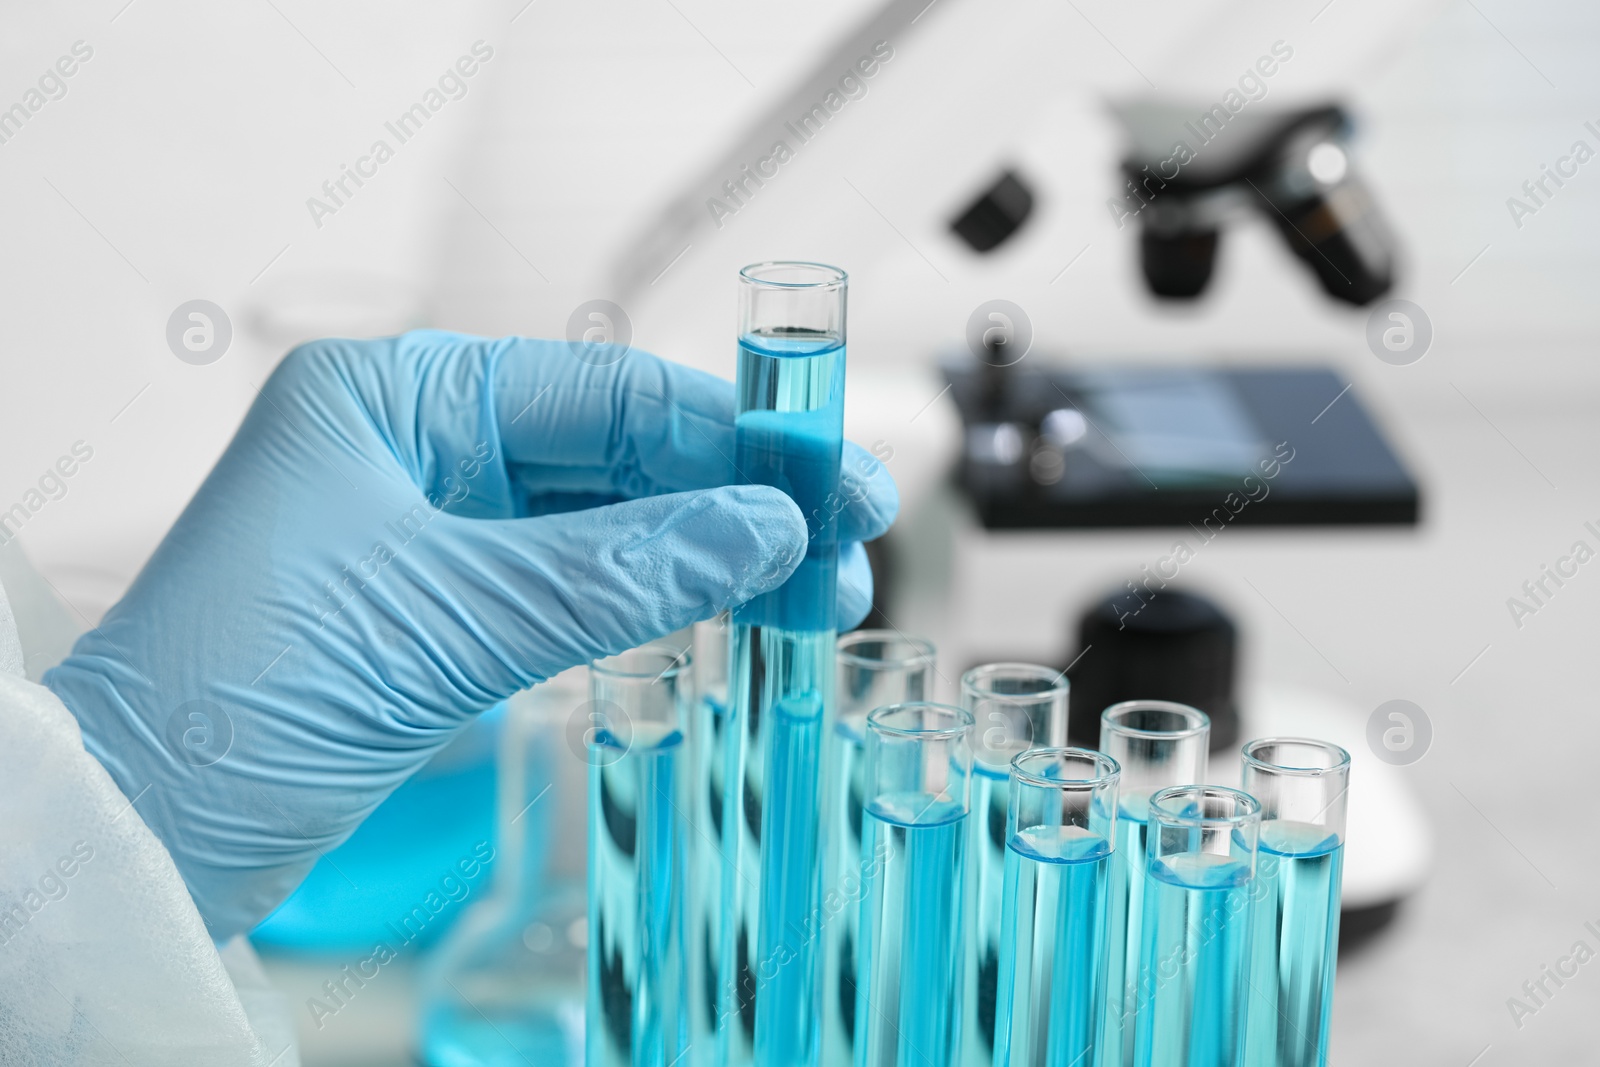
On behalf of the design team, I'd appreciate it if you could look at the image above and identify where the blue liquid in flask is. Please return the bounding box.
[423,924,584,1067]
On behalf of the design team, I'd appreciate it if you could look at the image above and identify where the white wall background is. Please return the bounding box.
[4,0,1595,619]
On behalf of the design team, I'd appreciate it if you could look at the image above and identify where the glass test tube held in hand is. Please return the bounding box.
[1134,786,1261,1067]
[1097,701,1209,1067]
[721,262,848,1067]
[855,704,974,1067]
[588,644,693,1067]
[1241,739,1350,1067]
[958,665,1069,1067]
[992,749,1121,1067]
[822,633,937,1067]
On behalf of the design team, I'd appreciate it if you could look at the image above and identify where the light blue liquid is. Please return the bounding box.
[690,691,731,1065]
[993,825,1113,1067]
[721,331,845,1067]
[423,961,583,1067]
[821,715,868,1067]
[588,723,689,1067]
[417,708,580,1066]
[1102,799,1152,1067]
[1134,852,1254,1067]
[1243,822,1343,1067]
[733,333,846,635]
[958,762,1011,1067]
[855,793,968,1067]
[721,627,835,1067]
[420,882,586,1067]
[419,881,586,1067]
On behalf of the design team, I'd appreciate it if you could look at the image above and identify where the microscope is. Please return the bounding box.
[944,102,1417,532]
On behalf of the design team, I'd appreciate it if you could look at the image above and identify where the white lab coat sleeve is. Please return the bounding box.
[0,548,296,1067]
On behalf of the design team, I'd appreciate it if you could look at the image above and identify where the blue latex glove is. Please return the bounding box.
[44,331,896,939]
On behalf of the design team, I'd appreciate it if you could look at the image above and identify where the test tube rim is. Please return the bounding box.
[738,260,848,290]
[1011,746,1121,790]
[837,630,937,672]
[866,701,974,739]
[588,642,692,681]
[1100,699,1210,741]
[1240,736,1352,778]
[1147,783,1261,828]
[960,662,1069,703]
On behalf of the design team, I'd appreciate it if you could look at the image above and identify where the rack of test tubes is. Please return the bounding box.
[583,262,1351,1067]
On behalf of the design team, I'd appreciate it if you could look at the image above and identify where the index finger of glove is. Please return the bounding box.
[489,336,738,499]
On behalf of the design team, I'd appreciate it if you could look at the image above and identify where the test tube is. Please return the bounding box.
[1097,700,1209,1067]
[721,262,848,1067]
[1134,785,1261,1067]
[1240,739,1351,1067]
[587,643,694,1067]
[822,632,938,1067]
[957,664,1069,1067]
[855,703,974,1067]
[689,615,732,1062]
[993,748,1121,1067]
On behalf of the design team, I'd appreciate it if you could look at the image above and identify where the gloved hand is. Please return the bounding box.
[44,331,896,939]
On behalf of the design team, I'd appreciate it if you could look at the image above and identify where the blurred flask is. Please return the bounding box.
[418,678,586,1066]
[252,705,501,954]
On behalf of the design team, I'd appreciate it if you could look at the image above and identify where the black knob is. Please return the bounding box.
[950,170,1036,254]
[1065,588,1239,753]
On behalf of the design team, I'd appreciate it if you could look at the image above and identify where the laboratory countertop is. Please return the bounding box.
[261,392,1600,1066]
